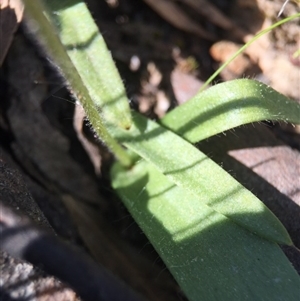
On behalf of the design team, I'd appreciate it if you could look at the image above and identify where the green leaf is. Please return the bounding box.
[45,0,132,131]
[112,159,300,301]
[23,0,133,166]
[109,112,292,245]
[161,79,300,143]
[200,14,300,90]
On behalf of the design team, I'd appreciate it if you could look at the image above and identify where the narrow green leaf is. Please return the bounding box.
[44,0,132,131]
[112,159,300,301]
[200,14,300,90]
[161,79,300,142]
[23,0,132,166]
[109,112,292,245]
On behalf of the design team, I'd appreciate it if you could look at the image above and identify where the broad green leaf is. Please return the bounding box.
[161,79,300,142]
[111,159,300,301]
[109,112,292,245]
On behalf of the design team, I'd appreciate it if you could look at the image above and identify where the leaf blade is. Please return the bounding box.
[23,0,133,166]
[161,79,300,142]
[112,159,300,301]
[110,112,292,245]
[46,0,132,130]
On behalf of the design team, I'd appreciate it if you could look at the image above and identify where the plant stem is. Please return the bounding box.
[201,13,300,91]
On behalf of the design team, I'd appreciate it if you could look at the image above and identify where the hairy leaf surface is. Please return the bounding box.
[112,160,300,301]
[110,112,292,245]
[161,79,300,142]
